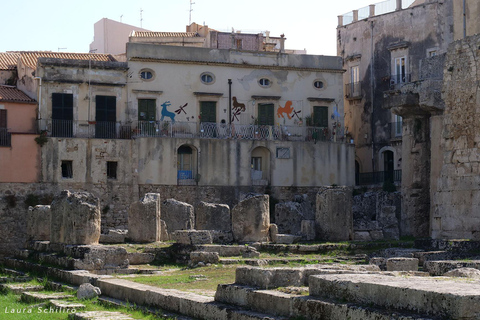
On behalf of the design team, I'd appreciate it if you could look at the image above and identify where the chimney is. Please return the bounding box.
[338,15,344,27]
[396,0,402,11]
[280,34,285,53]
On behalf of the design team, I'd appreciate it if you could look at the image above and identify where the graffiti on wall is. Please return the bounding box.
[277,100,302,120]
[160,101,176,123]
[232,97,246,122]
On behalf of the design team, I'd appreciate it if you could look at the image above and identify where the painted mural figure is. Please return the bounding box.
[277,100,294,119]
[161,101,176,123]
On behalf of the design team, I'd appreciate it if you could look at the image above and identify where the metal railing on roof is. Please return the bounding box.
[340,0,417,26]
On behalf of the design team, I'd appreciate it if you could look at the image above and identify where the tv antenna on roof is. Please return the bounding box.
[189,0,195,25]
[140,8,143,28]
[120,14,123,22]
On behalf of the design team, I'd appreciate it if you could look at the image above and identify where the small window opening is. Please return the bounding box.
[107,161,118,179]
[61,160,73,179]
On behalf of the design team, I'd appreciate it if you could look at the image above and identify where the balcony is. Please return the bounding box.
[0,128,11,147]
[387,73,411,90]
[37,119,348,143]
[345,82,362,99]
[356,170,402,186]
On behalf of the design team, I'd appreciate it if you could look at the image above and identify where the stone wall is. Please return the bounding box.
[433,34,480,239]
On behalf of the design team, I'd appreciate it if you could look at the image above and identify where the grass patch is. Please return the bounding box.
[128,264,236,293]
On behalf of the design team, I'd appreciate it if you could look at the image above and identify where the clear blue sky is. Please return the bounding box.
[1,0,376,56]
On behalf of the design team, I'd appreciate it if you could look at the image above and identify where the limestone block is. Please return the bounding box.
[77,283,101,300]
[50,190,101,245]
[64,245,129,270]
[274,196,314,235]
[300,220,316,241]
[162,199,194,238]
[160,220,168,241]
[231,195,270,243]
[27,205,51,241]
[424,260,480,276]
[369,230,384,240]
[190,251,219,265]
[315,187,353,241]
[269,224,278,243]
[354,231,371,241]
[127,252,155,265]
[444,267,480,278]
[242,247,260,258]
[386,257,419,271]
[128,193,161,243]
[195,201,231,231]
[100,229,127,244]
[275,234,302,244]
[172,230,212,245]
[369,257,386,271]
[209,230,233,244]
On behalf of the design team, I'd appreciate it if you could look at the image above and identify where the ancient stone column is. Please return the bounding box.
[27,205,51,241]
[231,195,270,242]
[128,193,161,243]
[50,190,101,245]
[315,187,353,241]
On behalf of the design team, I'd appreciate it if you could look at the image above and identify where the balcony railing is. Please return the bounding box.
[356,170,402,186]
[388,73,411,89]
[37,119,348,143]
[345,82,362,99]
[0,128,11,147]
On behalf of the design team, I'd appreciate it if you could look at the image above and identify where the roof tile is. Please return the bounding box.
[0,85,36,103]
[6,51,117,69]
[0,53,21,70]
[131,31,199,38]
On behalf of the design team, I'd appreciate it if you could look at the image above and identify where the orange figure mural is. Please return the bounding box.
[277,100,294,119]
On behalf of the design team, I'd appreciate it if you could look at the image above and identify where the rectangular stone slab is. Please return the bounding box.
[309,274,480,319]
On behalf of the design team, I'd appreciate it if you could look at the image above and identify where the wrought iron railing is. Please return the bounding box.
[345,82,362,99]
[0,128,11,147]
[36,119,348,143]
[389,73,411,87]
[356,170,402,185]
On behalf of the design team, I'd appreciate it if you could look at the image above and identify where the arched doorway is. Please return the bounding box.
[383,150,394,183]
[177,145,198,185]
[251,146,270,185]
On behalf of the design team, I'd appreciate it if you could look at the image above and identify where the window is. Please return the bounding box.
[313,80,324,89]
[0,109,10,147]
[52,93,73,137]
[200,101,217,123]
[276,147,290,159]
[107,161,117,179]
[61,160,73,179]
[313,106,329,127]
[251,157,262,171]
[0,109,6,128]
[394,114,402,137]
[258,78,271,88]
[95,95,116,138]
[394,57,407,84]
[139,69,154,80]
[236,39,243,49]
[350,66,360,84]
[427,49,437,57]
[200,72,215,84]
[257,103,274,125]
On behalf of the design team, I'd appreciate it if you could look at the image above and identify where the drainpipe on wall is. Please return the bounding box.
[370,20,375,172]
[463,0,467,38]
[228,79,232,126]
[34,77,42,124]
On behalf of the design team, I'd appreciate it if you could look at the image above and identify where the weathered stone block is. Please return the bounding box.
[190,251,219,265]
[354,231,371,241]
[231,195,270,243]
[195,201,231,231]
[386,257,419,271]
[316,187,353,241]
[128,193,161,243]
[274,196,314,235]
[369,257,386,271]
[99,229,127,244]
[77,283,101,300]
[172,230,212,245]
[444,267,480,278]
[50,190,101,245]
[162,199,194,238]
[275,234,302,244]
[64,245,129,270]
[269,224,278,243]
[300,220,316,241]
[127,252,155,265]
[27,205,51,241]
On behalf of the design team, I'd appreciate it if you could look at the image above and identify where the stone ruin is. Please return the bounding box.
[128,193,161,243]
